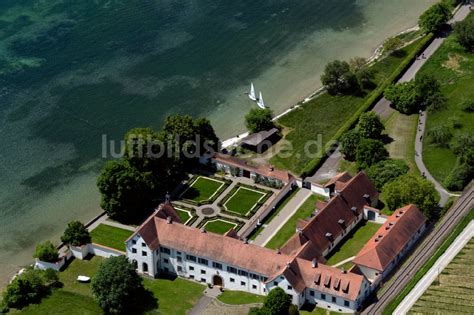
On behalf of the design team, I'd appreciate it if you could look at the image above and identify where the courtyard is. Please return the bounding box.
[180,176,228,204]
[223,185,269,217]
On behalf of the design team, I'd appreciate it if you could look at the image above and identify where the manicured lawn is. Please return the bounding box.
[325,221,381,266]
[203,219,237,234]
[90,224,133,252]
[270,39,427,175]
[218,290,265,305]
[384,112,419,174]
[175,208,192,224]
[182,176,225,202]
[265,194,321,249]
[249,188,300,240]
[417,13,474,188]
[224,187,266,216]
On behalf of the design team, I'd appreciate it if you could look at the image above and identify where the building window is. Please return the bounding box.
[344,300,350,307]
[321,294,326,300]
[201,278,206,283]
[177,251,181,255]
[163,258,169,264]
[189,266,194,271]
[252,285,257,289]
[177,266,183,272]
[160,247,171,254]
[227,266,237,274]
[238,270,248,277]
[230,278,235,283]
[250,273,259,280]
[190,275,195,279]
[132,248,137,254]
[142,242,146,247]
[287,285,292,290]
[142,251,147,256]
[142,263,148,273]
[186,255,196,262]
[273,281,278,286]
[310,290,314,297]
[201,270,206,274]
[332,296,336,303]
[241,281,246,286]
[132,240,137,245]
[198,258,208,266]
[212,262,222,270]
[177,256,182,262]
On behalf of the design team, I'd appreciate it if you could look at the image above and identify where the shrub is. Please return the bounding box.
[415,75,446,112]
[461,100,474,112]
[385,81,420,114]
[288,304,300,315]
[419,3,452,34]
[444,163,473,191]
[454,17,474,51]
[263,287,292,315]
[245,108,275,133]
[321,60,359,95]
[356,139,389,169]
[357,112,385,139]
[33,241,58,263]
[383,37,403,54]
[349,56,367,71]
[61,221,91,247]
[340,129,361,161]
[367,159,409,190]
[2,269,49,309]
[427,125,452,147]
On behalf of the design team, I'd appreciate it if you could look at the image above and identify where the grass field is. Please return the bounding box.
[270,39,427,175]
[13,256,204,315]
[203,219,237,234]
[417,12,474,186]
[182,176,225,203]
[384,112,419,174]
[409,239,474,314]
[175,208,192,224]
[218,290,265,305]
[325,221,381,267]
[224,187,266,216]
[90,224,133,252]
[266,194,320,249]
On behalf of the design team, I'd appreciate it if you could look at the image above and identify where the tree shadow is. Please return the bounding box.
[390,49,407,58]
[181,186,199,200]
[133,287,159,314]
[381,134,394,145]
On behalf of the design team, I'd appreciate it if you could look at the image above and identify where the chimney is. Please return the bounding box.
[363,193,371,204]
[311,259,318,268]
[166,216,172,224]
[276,248,281,255]
[165,192,171,204]
[243,238,249,244]
[341,268,347,274]
[200,227,206,233]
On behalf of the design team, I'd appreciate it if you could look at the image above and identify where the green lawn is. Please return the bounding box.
[203,219,237,234]
[325,221,381,266]
[175,208,192,224]
[270,39,428,175]
[248,188,300,240]
[266,194,321,249]
[90,224,133,252]
[384,112,419,174]
[14,256,204,315]
[417,12,474,188]
[218,290,265,305]
[224,187,266,216]
[182,176,225,202]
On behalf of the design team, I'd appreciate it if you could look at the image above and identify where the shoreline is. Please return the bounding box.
[221,25,421,149]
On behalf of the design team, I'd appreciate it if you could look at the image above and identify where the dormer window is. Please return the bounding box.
[338,219,345,225]
[325,232,332,238]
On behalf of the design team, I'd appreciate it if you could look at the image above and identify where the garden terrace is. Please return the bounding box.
[219,183,272,218]
[199,217,243,235]
[180,176,229,205]
[174,205,199,226]
[90,224,133,252]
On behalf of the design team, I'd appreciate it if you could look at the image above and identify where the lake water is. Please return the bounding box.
[0,0,436,286]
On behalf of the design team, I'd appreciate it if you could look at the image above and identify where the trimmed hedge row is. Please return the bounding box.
[300,33,434,177]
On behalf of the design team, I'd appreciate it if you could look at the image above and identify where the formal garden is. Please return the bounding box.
[220,184,272,218]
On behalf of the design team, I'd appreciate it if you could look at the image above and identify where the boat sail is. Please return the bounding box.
[257,91,266,109]
[249,82,257,101]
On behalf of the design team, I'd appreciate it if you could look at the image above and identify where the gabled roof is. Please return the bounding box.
[241,128,279,147]
[338,171,379,209]
[324,172,353,188]
[352,205,427,272]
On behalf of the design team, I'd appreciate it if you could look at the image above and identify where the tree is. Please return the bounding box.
[367,159,409,190]
[356,139,388,169]
[444,163,473,191]
[91,256,146,314]
[245,108,274,133]
[427,125,452,147]
[383,37,403,54]
[340,129,361,161]
[357,112,385,139]
[61,221,91,247]
[419,3,452,34]
[383,174,439,219]
[415,75,446,112]
[263,287,292,315]
[384,81,420,114]
[349,57,367,71]
[454,16,474,51]
[452,134,474,157]
[288,304,300,315]
[2,269,48,309]
[33,241,58,263]
[97,160,156,223]
[321,60,359,95]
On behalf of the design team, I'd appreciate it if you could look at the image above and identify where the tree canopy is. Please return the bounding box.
[384,81,420,114]
[340,129,361,161]
[367,159,409,190]
[383,36,403,54]
[356,138,388,169]
[383,174,440,219]
[454,17,474,51]
[33,241,59,263]
[357,112,385,139]
[419,3,452,34]
[321,60,359,95]
[245,108,275,133]
[415,75,446,112]
[61,221,91,247]
[91,256,149,314]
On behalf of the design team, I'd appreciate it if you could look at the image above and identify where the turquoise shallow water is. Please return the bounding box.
[0,0,436,285]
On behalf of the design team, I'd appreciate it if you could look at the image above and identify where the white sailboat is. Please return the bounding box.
[249,82,257,101]
[257,91,266,109]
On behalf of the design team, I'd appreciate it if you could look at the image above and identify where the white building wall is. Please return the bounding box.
[265,275,300,305]
[310,183,330,198]
[126,234,155,276]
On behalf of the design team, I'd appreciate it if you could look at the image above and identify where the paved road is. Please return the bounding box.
[253,189,312,246]
[306,148,343,184]
[394,220,474,314]
[362,183,474,315]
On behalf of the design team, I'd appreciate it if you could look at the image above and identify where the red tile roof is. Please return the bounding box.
[352,205,427,272]
[324,172,353,188]
[212,153,294,183]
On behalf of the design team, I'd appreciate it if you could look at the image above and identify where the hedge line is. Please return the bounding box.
[300,33,434,177]
[382,208,474,314]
